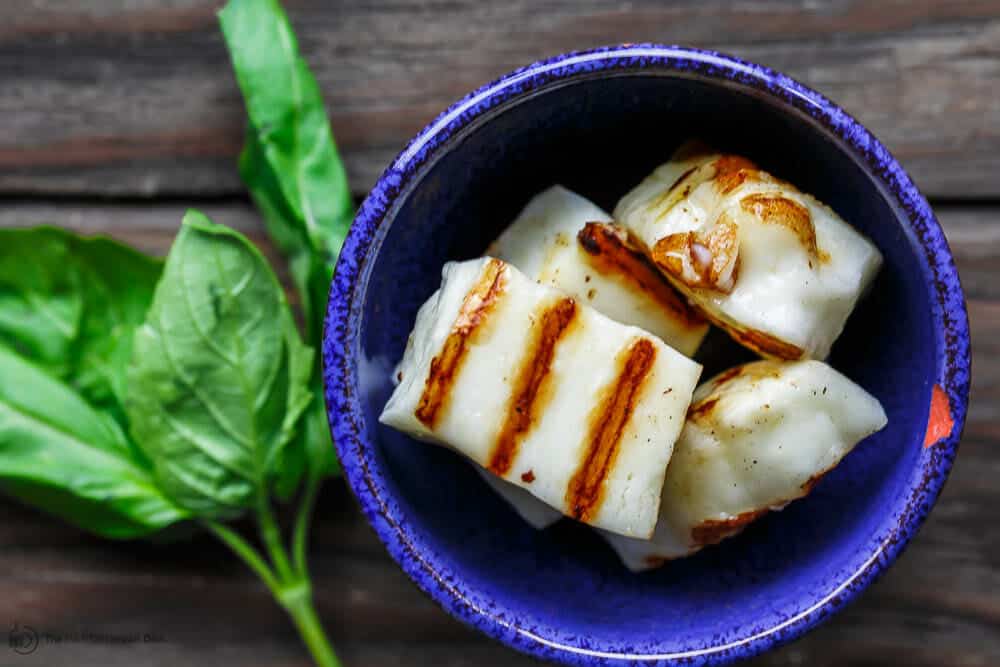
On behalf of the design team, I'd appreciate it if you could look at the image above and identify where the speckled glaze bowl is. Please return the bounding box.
[324,46,970,665]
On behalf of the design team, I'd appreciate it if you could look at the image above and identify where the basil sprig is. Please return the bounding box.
[0,0,355,664]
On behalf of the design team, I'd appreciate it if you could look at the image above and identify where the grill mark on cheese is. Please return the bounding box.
[576,222,705,329]
[712,361,784,388]
[740,193,825,262]
[687,396,720,421]
[667,165,699,194]
[711,156,759,194]
[488,297,578,476]
[651,152,755,214]
[415,259,507,428]
[713,367,743,385]
[691,508,768,546]
[648,159,717,213]
[565,338,657,523]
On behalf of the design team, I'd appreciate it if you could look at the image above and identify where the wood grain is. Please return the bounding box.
[0,200,996,666]
[1,2,998,664]
[0,1,998,198]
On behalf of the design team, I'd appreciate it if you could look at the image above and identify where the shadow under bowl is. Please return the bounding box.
[324,45,970,666]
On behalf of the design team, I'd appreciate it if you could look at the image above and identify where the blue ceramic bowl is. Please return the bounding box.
[324,46,970,665]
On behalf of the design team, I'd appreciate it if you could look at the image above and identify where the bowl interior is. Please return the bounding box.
[352,73,936,657]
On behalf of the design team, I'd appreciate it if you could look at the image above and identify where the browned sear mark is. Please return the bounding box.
[565,338,657,523]
[415,259,507,428]
[691,508,769,546]
[652,214,740,294]
[687,396,720,421]
[709,361,785,393]
[521,470,536,483]
[667,165,698,194]
[488,297,578,476]
[729,326,804,360]
[692,306,805,360]
[710,155,759,194]
[648,156,721,213]
[713,366,743,385]
[740,194,824,261]
[577,222,705,328]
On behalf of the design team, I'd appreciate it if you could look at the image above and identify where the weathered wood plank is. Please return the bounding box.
[0,1,998,198]
[0,201,996,666]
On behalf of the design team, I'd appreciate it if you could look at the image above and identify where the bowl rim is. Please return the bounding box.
[323,44,971,666]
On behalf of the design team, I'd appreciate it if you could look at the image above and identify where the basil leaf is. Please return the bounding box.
[0,227,161,417]
[0,228,84,377]
[220,0,353,492]
[74,235,163,413]
[0,345,188,538]
[126,210,313,518]
[219,0,353,339]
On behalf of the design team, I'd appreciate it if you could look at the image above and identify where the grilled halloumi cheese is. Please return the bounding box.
[602,359,887,570]
[380,257,702,538]
[490,186,708,356]
[614,142,883,360]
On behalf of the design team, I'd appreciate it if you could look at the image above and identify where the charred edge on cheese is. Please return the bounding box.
[695,306,805,361]
[710,156,759,194]
[576,222,705,328]
[565,338,657,523]
[651,215,740,294]
[799,470,828,495]
[739,193,826,262]
[729,326,804,360]
[690,508,769,546]
[488,297,578,476]
[415,259,507,428]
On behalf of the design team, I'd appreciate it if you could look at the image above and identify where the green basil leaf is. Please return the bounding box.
[219,0,353,335]
[220,0,352,491]
[0,228,84,376]
[0,344,188,538]
[74,235,163,412]
[126,210,313,518]
[0,227,161,417]
[239,132,329,342]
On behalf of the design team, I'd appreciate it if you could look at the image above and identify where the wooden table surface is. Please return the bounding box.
[1,2,998,665]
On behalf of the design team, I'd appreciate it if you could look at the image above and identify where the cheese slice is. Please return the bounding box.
[614,142,883,360]
[602,359,887,570]
[380,257,702,538]
[490,186,708,356]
